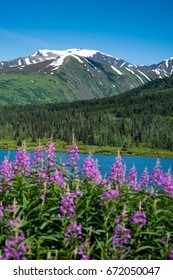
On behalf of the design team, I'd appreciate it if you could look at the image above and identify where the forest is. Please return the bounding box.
[0,76,173,150]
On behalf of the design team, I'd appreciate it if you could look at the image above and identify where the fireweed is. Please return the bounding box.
[58,190,83,219]
[137,168,149,190]
[13,148,31,176]
[64,222,82,242]
[126,165,138,191]
[132,211,147,229]
[0,201,26,260]
[82,156,103,184]
[0,156,14,193]
[109,154,125,187]
[109,224,131,259]
[67,144,79,171]
[150,159,164,186]
[0,143,173,260]
[45,141,56,168]
[33,146,44,167]
[162,169,173,198]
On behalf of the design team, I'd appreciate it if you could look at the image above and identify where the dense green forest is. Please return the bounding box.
[0,76,173,150]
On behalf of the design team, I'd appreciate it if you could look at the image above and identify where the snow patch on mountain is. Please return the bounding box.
[71,55,83,64]
[111,66,123,75]
[120,62,126,68]
[125,67,144,84]
[48,56,66,71]
[48,54,84,70]
[25,58,31,65]
[137,70,151,81]
[18,59,22,66]
[31,48,99,59]
[152,69,161,75]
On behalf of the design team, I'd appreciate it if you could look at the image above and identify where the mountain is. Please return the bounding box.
[0,48,173,105]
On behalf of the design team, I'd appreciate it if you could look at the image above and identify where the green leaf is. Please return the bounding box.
[40,236,59,242]
[40,221,51,230]
[139,231,161,236]
[135,245,155,253]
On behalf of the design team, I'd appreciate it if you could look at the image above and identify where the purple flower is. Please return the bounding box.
[65,222,82,242]
[78,243,93,259]
[169,248,173,260]
[58,190,83,219]
[59,193,75,218]
[101,189,120,203]
[0,157,13,182]
[150,159,164,185]
[137,168,149,190]
[36,169,48,184]
[45,141,56,168]
[115,215,121,224]
[13,148,31,176]
[0,231,26,260]
[81,255,90,260]
[78,243,85,255]
[82,156,102,184]
[161,236,167,244]
[6,204,17,213]
[0,156,14,192]
[109,154,125,187]
[115,213,128,224]
[132,211,147,228]
[40,194,46,201]
[126,165,138,190]
[33,146,44,166]
[50,169,64,187]
[67,145,79,170]
[162,169,173,198]
[112,224,131,246]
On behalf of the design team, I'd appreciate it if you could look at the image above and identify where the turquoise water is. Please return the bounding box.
[0,149,173,178]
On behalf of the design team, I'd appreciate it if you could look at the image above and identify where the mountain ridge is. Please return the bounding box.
[0,48,173,105]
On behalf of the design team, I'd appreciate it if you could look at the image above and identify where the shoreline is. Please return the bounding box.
[0,138,173,159]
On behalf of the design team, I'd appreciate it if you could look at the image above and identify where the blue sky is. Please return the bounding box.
[0,0,173,64]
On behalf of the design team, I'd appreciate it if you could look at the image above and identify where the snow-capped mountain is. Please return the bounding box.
[0,48,172,105]
[0,48,172,78]
[0,48,124,72]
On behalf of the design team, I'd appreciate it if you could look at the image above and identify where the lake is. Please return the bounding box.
[0,149,173,178]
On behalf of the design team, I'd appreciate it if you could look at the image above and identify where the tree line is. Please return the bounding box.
[0,76,173,150]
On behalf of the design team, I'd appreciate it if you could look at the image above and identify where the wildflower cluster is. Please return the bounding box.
[0,157,13,193]
[64,222,82,242]
[101,189,120,203]
[162,169,173,198]
[82,156,102,184]
[67,145,79,169]
[126,165,137,190]
[112,225,131,246]
[109,154,125,187]
[58,190,83,219]
[132,211,147,229]
[150,159,164,185]
[0,232,26,260]
[13,148,31,176]
[0,142,173,260]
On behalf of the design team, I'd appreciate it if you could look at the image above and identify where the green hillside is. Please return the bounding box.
[0,56,151,105]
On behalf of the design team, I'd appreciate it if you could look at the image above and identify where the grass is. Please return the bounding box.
[0,138,173,158]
